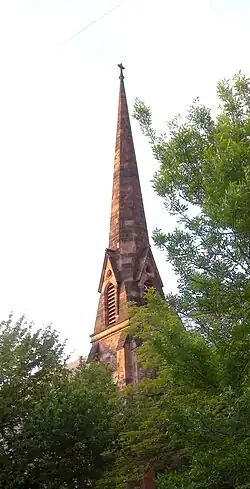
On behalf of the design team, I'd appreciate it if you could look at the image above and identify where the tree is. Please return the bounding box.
[0,315,117,489]
[132,72,250,489]
[131,291,250,489]
[100,73,250,489]
[133,72,250,335]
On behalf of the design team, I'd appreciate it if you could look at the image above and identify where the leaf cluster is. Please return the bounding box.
[0,316,117,489]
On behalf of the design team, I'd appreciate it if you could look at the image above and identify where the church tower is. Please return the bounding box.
[87,65,164,386]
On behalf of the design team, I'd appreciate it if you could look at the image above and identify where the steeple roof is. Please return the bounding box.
[109,64,149,251]
[90,65,163,341]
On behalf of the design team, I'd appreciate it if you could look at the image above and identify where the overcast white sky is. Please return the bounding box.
[0,0,249,358]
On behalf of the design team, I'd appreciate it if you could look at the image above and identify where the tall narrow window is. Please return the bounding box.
[107,283,116,325]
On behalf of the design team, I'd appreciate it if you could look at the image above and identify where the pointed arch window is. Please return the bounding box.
[106,283,116,325]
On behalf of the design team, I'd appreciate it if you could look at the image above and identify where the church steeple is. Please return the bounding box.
[87,66,163,385]
[109,64,149,251]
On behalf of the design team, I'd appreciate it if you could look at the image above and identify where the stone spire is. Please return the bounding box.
[88,66,163,384]
[109,63,149,251]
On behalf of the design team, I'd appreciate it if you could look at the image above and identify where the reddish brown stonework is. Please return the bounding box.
[88,64,163,387]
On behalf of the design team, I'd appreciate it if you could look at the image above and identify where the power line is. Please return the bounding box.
[61,3,121,44]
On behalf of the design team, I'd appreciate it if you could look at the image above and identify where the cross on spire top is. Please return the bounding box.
[118,63,125,79]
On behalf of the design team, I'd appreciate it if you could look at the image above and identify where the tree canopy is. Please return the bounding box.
[0,315,117,489]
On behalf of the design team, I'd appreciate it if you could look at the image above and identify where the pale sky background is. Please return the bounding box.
[0,0,249,358]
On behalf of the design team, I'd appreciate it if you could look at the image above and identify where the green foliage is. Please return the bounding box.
[0,315,117,489]
[134,292,250,489]
[102,285,250,488]
[133,74,250,339]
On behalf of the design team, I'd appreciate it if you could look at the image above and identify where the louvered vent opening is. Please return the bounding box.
[107,284,116,325]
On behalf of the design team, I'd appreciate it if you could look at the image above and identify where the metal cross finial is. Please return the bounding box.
[118,63,125,79]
